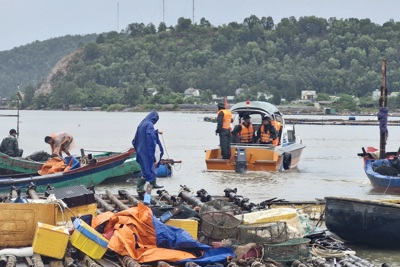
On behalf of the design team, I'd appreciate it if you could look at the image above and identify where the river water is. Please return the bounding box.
[1,110,400,266]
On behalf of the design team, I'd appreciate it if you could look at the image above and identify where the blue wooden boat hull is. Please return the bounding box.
[364,159,400,189]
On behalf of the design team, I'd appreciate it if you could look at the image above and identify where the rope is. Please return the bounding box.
[159,134,183,173]
[310,244,347,258]
[383,175,393,194]
[160,134,170,159]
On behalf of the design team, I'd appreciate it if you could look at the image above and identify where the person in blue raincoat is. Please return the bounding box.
[132,110,164,193]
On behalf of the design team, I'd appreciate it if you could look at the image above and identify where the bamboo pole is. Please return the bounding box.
[379,59,387,159]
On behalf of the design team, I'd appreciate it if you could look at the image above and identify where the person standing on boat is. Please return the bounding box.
[255,116,277,145]
[216,102,232,159]
[0,129,23,157]
[231,114,254,143]
[44,132,75,157]
[132,110,164,193]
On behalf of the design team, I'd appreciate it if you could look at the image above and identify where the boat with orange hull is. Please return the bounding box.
[205,101,305,172]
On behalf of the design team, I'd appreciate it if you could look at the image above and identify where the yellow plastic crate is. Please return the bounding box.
[70,218,108,259]
[165,219,198,240]
[32,222,69,259]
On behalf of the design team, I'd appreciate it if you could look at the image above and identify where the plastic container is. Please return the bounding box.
[70,218,109,259]
[157,164,171,177]
[144,182,152,204]
[32,222,69,259]
[165,219,199,240]
[0,203,57,247]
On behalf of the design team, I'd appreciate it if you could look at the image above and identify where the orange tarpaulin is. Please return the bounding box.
[38,157,68,175]
[92,203,197,263]
[38,156,78,175]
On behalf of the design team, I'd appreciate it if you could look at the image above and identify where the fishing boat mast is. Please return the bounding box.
[379,59,387,159]
[16,84,21,136]
[0,84,21,136]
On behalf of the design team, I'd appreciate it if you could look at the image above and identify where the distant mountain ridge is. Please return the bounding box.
[3,15,400,113]
[0,34,97,98]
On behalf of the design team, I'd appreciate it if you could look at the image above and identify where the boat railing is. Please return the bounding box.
[231,143,275,149]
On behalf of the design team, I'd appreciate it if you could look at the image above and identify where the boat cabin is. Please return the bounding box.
[230,101,285,146]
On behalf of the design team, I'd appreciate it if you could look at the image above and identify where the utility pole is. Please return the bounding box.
[163,0,165,24]
[117,2,119,32]
[192,0,195,23]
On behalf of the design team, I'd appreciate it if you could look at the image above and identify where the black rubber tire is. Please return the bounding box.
[283,153,292,170]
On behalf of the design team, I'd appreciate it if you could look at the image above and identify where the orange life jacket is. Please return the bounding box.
[217,109,232,130]
[239,122,254,143]
[271,121,281,145]
[259,124,273,143]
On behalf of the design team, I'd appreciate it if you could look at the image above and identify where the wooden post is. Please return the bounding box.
[17,85,21,137]
[379,59,387,159]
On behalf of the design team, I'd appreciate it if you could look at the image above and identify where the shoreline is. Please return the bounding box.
[2,105,399,117]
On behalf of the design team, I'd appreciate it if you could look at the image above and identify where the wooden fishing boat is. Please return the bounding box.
[357,146,400,190]
[357,60,400,190]
[0,150,178,183]
[205,101,306,172]
[0,148,134,193]
[0,149,141,177]
[324,196,400,247]
[0,151,45,174]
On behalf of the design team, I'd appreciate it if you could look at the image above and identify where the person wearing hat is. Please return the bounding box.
[215,102,232,159]
[231,114,255,143]
[0,129,23,157]
[44,132,75,157]
[255,116,277,144]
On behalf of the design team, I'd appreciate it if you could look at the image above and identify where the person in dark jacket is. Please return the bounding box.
[132,110,164,193]
[215,103,232,159]
[255,116,277,144]
[0,129,23,157]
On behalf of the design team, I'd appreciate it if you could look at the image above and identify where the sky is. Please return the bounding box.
[2,0,400,52]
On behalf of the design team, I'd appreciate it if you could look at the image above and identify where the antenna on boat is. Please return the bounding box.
[378,59,388,159]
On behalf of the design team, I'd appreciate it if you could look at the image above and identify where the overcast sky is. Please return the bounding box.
[2,0,400,52]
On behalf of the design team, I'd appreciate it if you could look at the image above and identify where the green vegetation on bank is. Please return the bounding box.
[0,34,97,98]
[3,15,400,113]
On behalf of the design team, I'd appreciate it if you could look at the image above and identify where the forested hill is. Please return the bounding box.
[0,34,97,98]
[3,15,400,111]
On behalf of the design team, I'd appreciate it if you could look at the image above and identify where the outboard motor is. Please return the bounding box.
[235,147,247,173]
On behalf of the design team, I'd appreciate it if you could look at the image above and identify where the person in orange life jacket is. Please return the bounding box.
[215,102,232,159]
[231,114,254,143]
[255,116,277,144]
[271,120,282,145]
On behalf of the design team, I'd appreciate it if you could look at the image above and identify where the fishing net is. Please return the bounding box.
[237,221,289,244]
[199,199,243,240]
[264,237,310,262]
